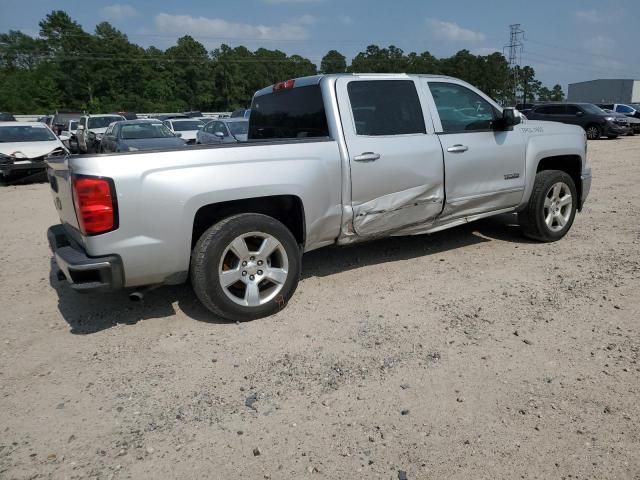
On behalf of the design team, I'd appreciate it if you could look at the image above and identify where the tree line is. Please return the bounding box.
[0,10,564,114]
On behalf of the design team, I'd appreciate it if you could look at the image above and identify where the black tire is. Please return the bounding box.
[190,213,301,321]
[518,170,578,242]
[585,124,601,140]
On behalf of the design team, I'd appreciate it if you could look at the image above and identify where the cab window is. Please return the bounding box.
[347,80,426,136]
[428,82,496,133]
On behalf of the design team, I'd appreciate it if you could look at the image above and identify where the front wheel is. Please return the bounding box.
[518,170,577,242]
[585,124,602,140]
[190,213,301,321]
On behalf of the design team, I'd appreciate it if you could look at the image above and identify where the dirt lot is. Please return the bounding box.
[1,137,639,480]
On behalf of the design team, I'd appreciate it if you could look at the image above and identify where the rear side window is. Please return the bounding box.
[617,105,634,113]
[566,105,581,115]
[249,85,329,140]
[536,105,564,115]
[347,80,425,136]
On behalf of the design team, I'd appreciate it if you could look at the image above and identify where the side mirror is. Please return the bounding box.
[576,111,584,117]
[214,131,225,139]
[175,132,182,138]
[501,107,521,128]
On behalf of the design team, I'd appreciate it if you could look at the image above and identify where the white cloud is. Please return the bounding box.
[575,9,602,23]
[426,19,486,43]
[100,4,138,20]
[472,47,501,56]
[154,13,309,42]
[584,35,615,56]
[294,14,316,25]
[338,14,353,26]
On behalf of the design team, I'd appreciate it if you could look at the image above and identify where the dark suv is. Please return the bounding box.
[527,103,629,140]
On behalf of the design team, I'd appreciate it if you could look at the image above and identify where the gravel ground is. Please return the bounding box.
[1,137,639,480]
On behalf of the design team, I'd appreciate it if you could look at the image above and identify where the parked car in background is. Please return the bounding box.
[59,119,80,151]
[47,73,591,321]
[0,122,68,179]
[197,118,249,144]
[526,103,628,139]
[76,114,126,153]
[597,103,640,120]
[155,113,188,121]
[194,116,217,125]
[111,111,138,120]
[37,115,53,126]
[230,108,251,118]
[99,119,187,153]
[601,109,637,135]
[0,112,17,121]
[162,118,205,144]
[50,112,83,136]
[515,103,535,116]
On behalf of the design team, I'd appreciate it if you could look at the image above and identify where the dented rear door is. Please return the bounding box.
[336,76,444,237]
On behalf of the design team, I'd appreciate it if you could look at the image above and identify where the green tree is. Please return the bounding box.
[550,84,565,101]
[320,50,346,74]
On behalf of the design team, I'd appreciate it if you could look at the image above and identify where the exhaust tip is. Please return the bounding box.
[129,291,144,302]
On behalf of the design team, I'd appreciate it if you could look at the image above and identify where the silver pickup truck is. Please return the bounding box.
[47,74,592,321]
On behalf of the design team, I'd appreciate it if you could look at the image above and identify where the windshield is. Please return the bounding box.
[581,104,606,115]
[228,121,249,136]
[121,123,175,140]
[172,120,204,131]
[0,124,57,143]
[88,116,123,129]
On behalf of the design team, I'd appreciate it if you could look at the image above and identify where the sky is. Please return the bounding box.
[1,0,639,90]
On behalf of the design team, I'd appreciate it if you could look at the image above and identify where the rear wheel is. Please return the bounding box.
[518,170,577,242]
[190,213,301,321]
[585,124,601,140]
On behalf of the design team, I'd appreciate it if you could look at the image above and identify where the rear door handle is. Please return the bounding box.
[447,144,469,153]
[353,152,381,162]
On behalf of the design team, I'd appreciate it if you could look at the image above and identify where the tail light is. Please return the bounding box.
[72,175,118,235]
[273,79,295,92]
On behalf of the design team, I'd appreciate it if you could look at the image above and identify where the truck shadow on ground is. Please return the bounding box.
[50,213,533,334]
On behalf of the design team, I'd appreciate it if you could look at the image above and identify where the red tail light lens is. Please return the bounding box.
[72,176,118,235]
[273,79,295,92]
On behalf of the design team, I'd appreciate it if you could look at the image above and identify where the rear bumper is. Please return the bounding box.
[48,224,123,293]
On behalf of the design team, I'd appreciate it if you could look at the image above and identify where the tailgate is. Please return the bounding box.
[46,156,83,244]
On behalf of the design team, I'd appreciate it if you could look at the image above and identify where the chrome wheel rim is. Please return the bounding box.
[586,126,599,139]
[218,232,289,307]
[544,182,572,232]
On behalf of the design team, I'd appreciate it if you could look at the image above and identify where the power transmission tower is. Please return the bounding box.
[504,24,524,105]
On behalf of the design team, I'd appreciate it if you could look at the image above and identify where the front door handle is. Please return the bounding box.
[353,152,381,162]
[447,144,469,153]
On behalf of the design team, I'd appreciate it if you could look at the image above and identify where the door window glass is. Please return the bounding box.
[428,82,496,132]
[347,80,426,136]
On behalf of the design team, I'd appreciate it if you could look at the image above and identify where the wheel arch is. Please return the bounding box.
[535,155,582,210]
[191,195,306,250]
